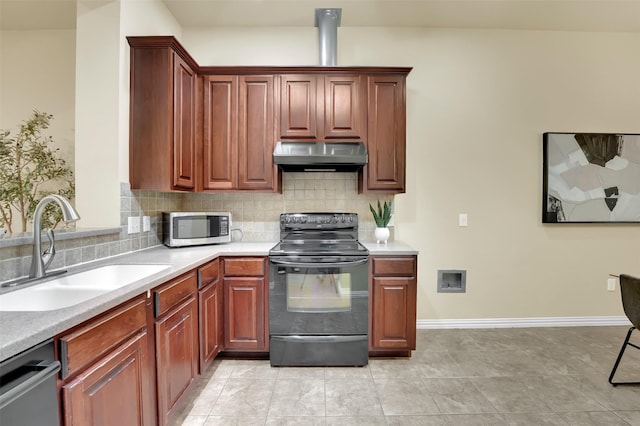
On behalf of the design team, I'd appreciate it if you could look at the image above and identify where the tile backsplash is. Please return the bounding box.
[0,173,392,282]
[181,173,392,241]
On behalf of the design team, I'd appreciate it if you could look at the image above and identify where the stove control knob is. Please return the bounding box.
[301,217,307,224]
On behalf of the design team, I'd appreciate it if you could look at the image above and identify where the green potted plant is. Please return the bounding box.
[0,110,75,234]
[369,200,392,243]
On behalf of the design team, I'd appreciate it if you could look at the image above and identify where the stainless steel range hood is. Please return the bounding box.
[273,142,367,172]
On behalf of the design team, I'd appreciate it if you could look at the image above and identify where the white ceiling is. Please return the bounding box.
[2,0,640,32]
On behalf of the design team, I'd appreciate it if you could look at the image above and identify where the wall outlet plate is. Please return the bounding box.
[128,216,140,234]
[142,216,150,232]
[607,278,616,291]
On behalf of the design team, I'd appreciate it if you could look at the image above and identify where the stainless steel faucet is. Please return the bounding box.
[29,195,81,279]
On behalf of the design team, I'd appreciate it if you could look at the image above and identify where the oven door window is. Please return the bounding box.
[286,269,351,312]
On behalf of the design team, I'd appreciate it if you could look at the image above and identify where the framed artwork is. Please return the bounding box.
[543,132,640,223]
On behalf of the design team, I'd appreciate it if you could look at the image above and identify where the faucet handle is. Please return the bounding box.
[42,229,56,270]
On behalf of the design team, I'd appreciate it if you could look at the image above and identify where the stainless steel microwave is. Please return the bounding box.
[162,212,231,247]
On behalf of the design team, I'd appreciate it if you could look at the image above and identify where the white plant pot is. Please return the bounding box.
[375,227,390,244]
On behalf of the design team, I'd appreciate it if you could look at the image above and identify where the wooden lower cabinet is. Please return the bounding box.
[223,277,267,351]
[58,295,154,426]
[198,259,223,370]
[62,331,152,426]
[58,261,236,426]
[222,257,268,352]
[370,256,417,356]
[154,273,199,426]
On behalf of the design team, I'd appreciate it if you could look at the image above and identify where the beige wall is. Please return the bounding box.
[0,29,76,232]
[74,0,182,228]
[0,30,76,154]
[4,17,639,320]
[184,27,640,320]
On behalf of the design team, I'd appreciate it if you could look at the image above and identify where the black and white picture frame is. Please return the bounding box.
[543,132,640,223]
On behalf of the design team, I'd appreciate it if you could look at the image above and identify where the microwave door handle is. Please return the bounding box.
[269,258,368,268]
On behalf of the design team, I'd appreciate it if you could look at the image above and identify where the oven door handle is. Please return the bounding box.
[269,258,368,268]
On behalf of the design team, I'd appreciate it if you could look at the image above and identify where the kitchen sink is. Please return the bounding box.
[0,264,171,312]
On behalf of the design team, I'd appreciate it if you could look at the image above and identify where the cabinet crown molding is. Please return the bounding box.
[126,35,412,76]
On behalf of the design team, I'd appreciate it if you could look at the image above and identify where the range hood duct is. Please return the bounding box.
[315,8,341,66]
[273,141,367,172]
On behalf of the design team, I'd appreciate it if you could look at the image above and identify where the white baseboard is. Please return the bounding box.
[416,316,631,329]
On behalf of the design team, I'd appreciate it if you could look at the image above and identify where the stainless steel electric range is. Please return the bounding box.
[269,212,370,367]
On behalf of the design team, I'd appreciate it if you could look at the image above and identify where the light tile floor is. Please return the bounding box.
[172,327,640,425]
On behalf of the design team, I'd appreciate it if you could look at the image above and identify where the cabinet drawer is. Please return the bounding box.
[198,259,220,289]
[59,295,147,378]
[372,256,416,277]
[154,271,197,317]
[223,257,265,277]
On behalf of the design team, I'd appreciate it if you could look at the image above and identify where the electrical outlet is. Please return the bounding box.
[142,216,150,232]
[459,213,468,227]
[127,216,140,234]
[607,278,616,292]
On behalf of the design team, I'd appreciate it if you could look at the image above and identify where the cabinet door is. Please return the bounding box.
[279,74,319,139]
[223,277,267,351]
[63,331,154,426]
[172,53,196,190]
[155,297,198,426]
[366,75,406,192]
[203,75,238,190]
[371,277,416,350]
[238,75,276,190]
[323,75,365,140]
[199,280,223,369]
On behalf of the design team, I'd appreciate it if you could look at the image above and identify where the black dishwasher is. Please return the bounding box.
[0,339,61,426]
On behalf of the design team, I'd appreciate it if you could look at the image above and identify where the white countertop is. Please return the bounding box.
[0,240,417,361]
[361,240,418,255]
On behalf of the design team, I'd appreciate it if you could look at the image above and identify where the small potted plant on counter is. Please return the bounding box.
[369,200,392,244]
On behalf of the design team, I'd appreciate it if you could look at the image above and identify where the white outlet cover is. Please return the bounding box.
[143,216,151,232]
[459,213,468,227]
[128,216,140,234]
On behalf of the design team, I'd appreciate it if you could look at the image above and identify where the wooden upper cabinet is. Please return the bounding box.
[279,74,365,142]
[238,75,276,190]
[280,75,318,139]
[128,37,196,191]
[129,36,411,194]
[203,75,238,190]
[203,74,276,191]
[172,55,197,190]
[323,75,366,140]
[364,74,407,193]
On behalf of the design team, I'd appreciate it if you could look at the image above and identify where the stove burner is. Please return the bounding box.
[270,213,368,257]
